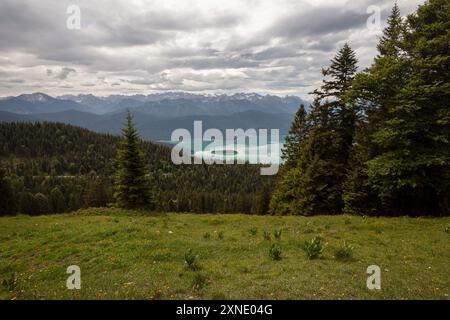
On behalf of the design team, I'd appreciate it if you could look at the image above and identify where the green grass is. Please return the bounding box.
[0,208,449,300]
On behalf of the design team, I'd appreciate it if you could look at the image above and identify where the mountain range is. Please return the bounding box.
[0,92,307,140]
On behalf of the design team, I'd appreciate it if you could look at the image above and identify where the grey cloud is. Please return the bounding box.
[56,67,77,80]
[0,0,426,96]
[272,6,369,39]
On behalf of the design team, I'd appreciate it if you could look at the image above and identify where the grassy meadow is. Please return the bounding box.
[0,208,449,300]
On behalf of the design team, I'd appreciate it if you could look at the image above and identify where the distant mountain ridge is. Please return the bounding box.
[62,92,306,115]
[0,109,294,141]
[0,92,305,140]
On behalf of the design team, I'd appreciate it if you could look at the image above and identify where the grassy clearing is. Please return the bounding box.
[0,208,449,300]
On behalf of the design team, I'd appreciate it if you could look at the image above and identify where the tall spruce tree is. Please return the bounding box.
[343,3,407,214]
[281,104,308,169]
[377,2,403,57]
[367,0,450,215]
[270,44,358,215]
[0,167,15,215]
[345,0,450,216]
[114,112,153,209]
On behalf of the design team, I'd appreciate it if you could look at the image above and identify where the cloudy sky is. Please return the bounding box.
[0,0,425,98]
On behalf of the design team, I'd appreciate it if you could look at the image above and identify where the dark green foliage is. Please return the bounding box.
[34,193,49,215]
[269,243,282,261]
[273,229,282,240]
[302,237,326,260]
[273,1,449,217]
[249,227,257,236]
[184,248,199,271]
[344,0,450,216]
[114,112,153,209]
[191,273,208,290]
[334,241,354,261]
[0,122,273,215]
[271,44,359,215]
[281,104,308,169]
[0,167,15,215]
[49,187,65,213]
[202,232,211,240]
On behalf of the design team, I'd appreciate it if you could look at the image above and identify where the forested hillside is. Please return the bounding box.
[0,122,274,215]
[271,1,449,217]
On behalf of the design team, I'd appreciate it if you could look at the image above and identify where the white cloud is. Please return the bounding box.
[0,0,425,97]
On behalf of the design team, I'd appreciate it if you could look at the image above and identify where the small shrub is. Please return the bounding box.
[303,236,325,259]
[344,218,352,225]
[217,231,224,240]
[274,229,282,240]
[203,232,211,239]
[445,226,450,234]
[263,230,271,241]
[334,241,354,261]
[269,244,282,261]
[249,228,258,236]
[1,274,16,292]
[191,273,208,290]
[184,249,199,271]
[149,287,163,300]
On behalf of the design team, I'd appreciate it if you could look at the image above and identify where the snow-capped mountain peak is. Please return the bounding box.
[18,92,52,103]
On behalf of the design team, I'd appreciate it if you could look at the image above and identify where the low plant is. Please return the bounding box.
[149,287,163,300]
[191,273,208,290]
[445,226,450,234]
[249,227,258,236]
[202,232,211,239]
[334,241,354,261]
[303,236,325,259]
[274,229,282,240]
[184,248,199,271]
[217,231,224,240]
[269,244,282,261]
[263,230,271,241]
[1,274,16,292]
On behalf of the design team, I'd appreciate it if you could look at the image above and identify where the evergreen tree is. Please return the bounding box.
[271,44,358,215]
[281,104,308,169]
[377,2,403,57]
[367,0,450,215]
[114,112,153,209]
[0,167,15,215]
[50,187,65,213]
[344,3,407,214]
[34,193,49,215]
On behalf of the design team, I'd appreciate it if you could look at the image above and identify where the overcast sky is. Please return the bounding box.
[0,0,425,98]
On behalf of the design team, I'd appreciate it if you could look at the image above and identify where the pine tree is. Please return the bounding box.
[271,44,358,215]
[345,0,450,215]
[377,2,403,57]
[367,0,450,215]
[281,104,308,169]
[34,193,49,215]
[50,187,65,213]
[114,111,153,209]
[314,43,358,103]
[0,167,15,215]
[343,4,407,214]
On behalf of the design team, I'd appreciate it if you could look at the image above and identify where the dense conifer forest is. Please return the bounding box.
[271,1,449,216]
[0,0,448,217]
[0,122,274,215]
